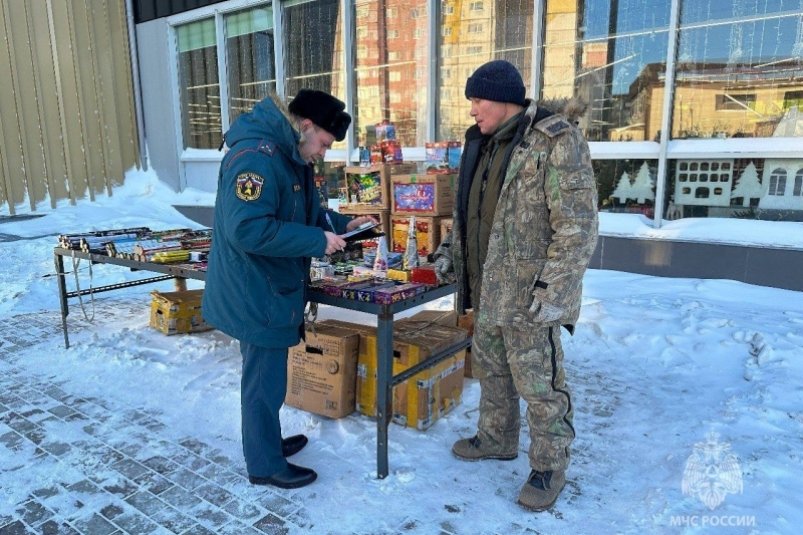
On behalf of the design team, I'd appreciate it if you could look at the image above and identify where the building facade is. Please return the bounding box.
[132,0,803,228]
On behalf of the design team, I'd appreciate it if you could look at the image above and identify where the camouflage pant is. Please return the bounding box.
[473,322,574,472]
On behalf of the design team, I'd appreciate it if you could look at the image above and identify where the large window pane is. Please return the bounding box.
[353,0,428,148]
[665,157,803,221]
[596,159,657,217]
[542,0,671,142]
[674,1,803,139]
[177,18,220,149]
[438,0,534,140]
[225,6,276,125]
[284,0,346,147]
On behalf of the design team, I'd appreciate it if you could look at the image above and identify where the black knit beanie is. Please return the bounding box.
[288,89,351,141]
[465,60,526,105]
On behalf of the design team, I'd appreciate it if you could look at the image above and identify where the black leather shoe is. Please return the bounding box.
[281,434,308,457]
[249,463,317,489]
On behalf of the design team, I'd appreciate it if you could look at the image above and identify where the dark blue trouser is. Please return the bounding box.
[239,341,289,477]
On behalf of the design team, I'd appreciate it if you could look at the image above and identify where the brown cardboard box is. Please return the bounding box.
[320,318,467,430]
[457,311,479,378]
[149,289,211,335]
[286,324,359,418]
[342,163,417,209]
[408,309,457,327]
[391,174,456,216]
[390,215,443,257]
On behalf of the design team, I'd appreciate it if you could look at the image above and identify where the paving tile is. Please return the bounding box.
[252,513,289,535]
[193,483,235,508]
[221,498,263,523]
[168,468,207,491]
[218,521,263,535]
[71,514,117,535]
[101,479,139,499]
[150,507,196,534]
[109,511,159,535]
[141,456,179,476]
[15,499,54,526]
[132,472,174,496]
[179,525,216,535]
[0,520,34,535]
[191,503,233,530]
[38,519,80,535]
[158,486,203,510]
[124,491,168,517]
[256,494,299,518]
[110,458,150,480]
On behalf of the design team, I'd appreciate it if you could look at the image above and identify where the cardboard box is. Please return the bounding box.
[390,215,443,258]
[149,289,211,335]
[424,141,462,174]
[458,311,480,378]
[408,309,457,327]
[391,174,456,216]
[320,318,467,430]
[286,324,359,418]
[342,163,417,209]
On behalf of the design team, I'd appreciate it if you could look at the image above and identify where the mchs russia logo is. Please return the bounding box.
[682,432,744,510]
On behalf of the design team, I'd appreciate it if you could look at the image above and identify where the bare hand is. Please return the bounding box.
[346,215,379,232]
[324,231,347,255]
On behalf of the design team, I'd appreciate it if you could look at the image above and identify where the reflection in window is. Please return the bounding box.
[353,0,428,148]
[225,7,275,126]
[542,0,671,142]
[177,18,220,149]
[669,159,803,220]
[674,1,803,139]
[769,169,787,195]
[438,0,533,140]
[284,0,346,147]
[596,159,656,217]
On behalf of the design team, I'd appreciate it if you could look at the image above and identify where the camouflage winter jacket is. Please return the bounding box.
[444,99,598,332]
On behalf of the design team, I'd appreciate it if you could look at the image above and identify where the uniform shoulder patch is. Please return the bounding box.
[535,115,571,138]
[235,172,264,201]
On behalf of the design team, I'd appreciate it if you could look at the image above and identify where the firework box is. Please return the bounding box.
[286,323,359,418]
[392,174,456,216]
[342,163,417,209]
[337,206,390,248]
[424,141,462,174]
[149,289,211,335]
[372,282,426,304]
[390,215,444,258]
[320,319,467,429]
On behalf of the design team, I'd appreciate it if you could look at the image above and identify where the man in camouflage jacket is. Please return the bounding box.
[433,60,598,511]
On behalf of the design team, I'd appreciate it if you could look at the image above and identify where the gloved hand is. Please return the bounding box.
[529,298,564,323]
[434,255,455,284]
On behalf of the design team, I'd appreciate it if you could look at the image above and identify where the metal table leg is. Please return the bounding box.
[54,252,71,348]
[376,307,393,478]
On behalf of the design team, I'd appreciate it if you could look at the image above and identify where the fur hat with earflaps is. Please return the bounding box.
[288,89,351,141]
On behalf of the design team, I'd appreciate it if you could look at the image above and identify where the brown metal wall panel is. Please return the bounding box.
[68,0,106,200]
[48,0,90,202]
[6,0,48,209]
[89,0,126,190]
[27,0,70,207]
[110,0,139,179]
[0,2,26,211]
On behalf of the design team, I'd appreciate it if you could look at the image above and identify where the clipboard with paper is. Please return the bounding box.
[341,221,384,243]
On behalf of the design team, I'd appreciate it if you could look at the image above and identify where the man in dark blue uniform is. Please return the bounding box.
[202,90,374,489]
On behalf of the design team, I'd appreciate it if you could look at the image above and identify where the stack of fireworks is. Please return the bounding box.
[58,227,152,254]
[58,227,212,266]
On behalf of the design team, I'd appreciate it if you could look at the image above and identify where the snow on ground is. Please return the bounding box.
[1,168,802,533]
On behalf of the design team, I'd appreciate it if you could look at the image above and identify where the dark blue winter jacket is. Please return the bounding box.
[201,97,351,348]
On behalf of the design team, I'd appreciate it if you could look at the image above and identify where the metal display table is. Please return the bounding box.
[308,283,469,478]
[53,247,467,478]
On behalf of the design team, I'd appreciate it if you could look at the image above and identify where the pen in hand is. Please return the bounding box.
[325,212,336,232]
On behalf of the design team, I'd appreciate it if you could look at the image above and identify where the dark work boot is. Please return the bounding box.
[248,463,317,489]
[282,434,308,457]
